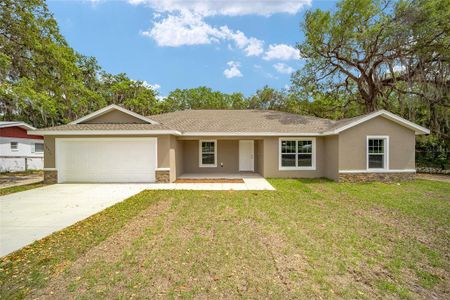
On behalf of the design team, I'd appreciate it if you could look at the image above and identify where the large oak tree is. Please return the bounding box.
[292,0,449,126]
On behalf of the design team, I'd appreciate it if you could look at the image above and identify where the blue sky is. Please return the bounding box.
[47,0,337,97]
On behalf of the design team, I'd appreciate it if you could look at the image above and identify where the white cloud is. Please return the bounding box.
[142,81,160,90]
[128,0,311,17]
[219,26,264,56]
[135,1,309,66]
[244,38,264,56]
[141,12,219,46]
[131,80,160,90]
[263,44,300,61]
[224,61,243,78]
[142,12,264,56]
[273,63,294,74]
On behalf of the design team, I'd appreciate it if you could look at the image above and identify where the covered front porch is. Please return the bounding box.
[174,172,274,190]
[174,138,265,180]
[178,172,261,180]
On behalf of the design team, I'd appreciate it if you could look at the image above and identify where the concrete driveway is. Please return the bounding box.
[0,184,148,257]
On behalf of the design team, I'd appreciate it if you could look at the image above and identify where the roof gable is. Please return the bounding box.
[0,121,35,130]
[81,109,148,124]
[326,110,430,135]
[70,104,159,125]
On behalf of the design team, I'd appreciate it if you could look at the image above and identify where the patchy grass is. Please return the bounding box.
[1,179,449,299]
[0,182,46,196]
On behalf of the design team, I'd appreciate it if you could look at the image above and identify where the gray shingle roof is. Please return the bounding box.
[324,114,370,132]
[34,109,380,135]
[149,110,338,133]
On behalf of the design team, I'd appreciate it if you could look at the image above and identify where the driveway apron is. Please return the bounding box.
[0,184,147,257]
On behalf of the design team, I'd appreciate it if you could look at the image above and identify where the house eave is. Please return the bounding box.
[28,130,182,136]
[0,122,36,131]
[181,132,324,137]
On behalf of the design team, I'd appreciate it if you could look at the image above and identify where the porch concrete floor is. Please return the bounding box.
[149,173,275,190]
[178,172,261,179]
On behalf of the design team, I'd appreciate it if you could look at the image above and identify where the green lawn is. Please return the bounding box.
[1,179,449,299]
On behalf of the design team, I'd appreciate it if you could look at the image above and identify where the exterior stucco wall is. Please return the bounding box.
[168,135,178,182]
[261,136,325,178]
[324,135,339,180]
[338,116,416,171]
[82,110,147,124]
[44,136,56,168]
[182,139,240,174]
[157,135,170,168]
[43,135,172,170]
[256,139,264,176]
[175,139,184,178]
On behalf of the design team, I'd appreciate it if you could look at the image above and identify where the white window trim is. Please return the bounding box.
[279,137,316,171]
[366,135,389,171]
[199,139,217,168]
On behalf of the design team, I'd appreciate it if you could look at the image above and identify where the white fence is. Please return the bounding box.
[0,156,44,172]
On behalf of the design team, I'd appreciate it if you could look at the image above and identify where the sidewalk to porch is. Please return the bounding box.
[148,173,275,190]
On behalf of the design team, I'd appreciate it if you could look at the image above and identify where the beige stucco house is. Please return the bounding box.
[29,104,429,184]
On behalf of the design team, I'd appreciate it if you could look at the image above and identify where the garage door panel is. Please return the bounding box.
[56,138,157,183]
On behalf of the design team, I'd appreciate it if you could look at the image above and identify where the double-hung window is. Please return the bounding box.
[34,143,44,153]
[199,140,217,167]
[367,136,389,170]
[10,142,18,151]
[279,138,316,170]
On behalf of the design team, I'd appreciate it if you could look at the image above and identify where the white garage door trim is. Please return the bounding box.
[55,137,157,183]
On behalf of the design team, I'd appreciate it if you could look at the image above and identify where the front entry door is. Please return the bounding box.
[239,140,254,171]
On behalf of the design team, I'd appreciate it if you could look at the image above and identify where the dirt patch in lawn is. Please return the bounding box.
[258,231,308,291]
[0,172,43,189]
[416,173,450,183]
[31,199,174,299]
[175,178,244,183]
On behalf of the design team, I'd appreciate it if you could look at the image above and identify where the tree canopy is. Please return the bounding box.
[292,0,449,132]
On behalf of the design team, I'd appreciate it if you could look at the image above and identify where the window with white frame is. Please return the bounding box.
[279,138,315,170]
[34,143,44,153]
[199,140,217,167]
[10,142,18,151]
[367,137,388,170]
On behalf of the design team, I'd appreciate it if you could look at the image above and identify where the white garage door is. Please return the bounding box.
[56,138,157,183]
